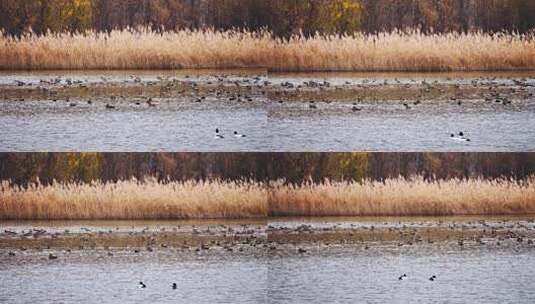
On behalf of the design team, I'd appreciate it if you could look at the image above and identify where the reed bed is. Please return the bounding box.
[1,176,534,220]
[0,178,267,220]
[1,29,534,71]
[268,176,535,217]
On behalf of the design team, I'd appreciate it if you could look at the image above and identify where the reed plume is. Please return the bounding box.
[1,176,534,220]
[1,29,534,71]
[268,176,535,217]
[0,178,267,220]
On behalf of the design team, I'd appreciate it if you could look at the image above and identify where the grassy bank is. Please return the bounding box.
[269,177,535,217]
[1,176,534,220]
[1,29,535,71]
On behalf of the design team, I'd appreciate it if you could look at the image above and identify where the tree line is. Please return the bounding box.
[1,153,533,186]
[2,0,534,37]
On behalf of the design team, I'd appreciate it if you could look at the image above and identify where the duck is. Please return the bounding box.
[352,106,362,112]
[215,128,224,139]
[234,131,246,138]
[398,274,408,280]
[105,104,115,110]
[429,275,437,281]
[172,283,177,290]
[450,132,471,142]
[139,281,146,288]
[146,98,157,107]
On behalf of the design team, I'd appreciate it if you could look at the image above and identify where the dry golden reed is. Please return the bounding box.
[1,29,534,71]
[0,178,267,220]
[1,176,534,220]
[268,177,535,217]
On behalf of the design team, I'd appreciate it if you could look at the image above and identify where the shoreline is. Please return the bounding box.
[1,216,534,251]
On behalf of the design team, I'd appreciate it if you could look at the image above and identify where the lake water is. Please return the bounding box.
[1,217,535,303]
[1,242,534,303]
[0,70,534,151]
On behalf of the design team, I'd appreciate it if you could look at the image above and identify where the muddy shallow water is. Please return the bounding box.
[1,70,534,151]
[1,216,535,303]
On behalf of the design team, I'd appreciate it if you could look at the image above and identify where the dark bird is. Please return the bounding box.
[429,275,437,281]
[172,283,177,290]
[450,132,471,142]
[139,281,146,289]
[398,274,408,280]
[105,104,115,109]
[147,98,157,107]
[215,128,224,139]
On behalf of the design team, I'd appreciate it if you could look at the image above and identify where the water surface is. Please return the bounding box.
[1,71,534,151]
[1,216,535,303]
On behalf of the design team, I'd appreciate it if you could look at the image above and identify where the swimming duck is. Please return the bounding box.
[450,132,471,142]
[429,275,437,281]
[139,281,146,288]
[172,283,177,290]
[105,104,115,110]
[234,131,246,138]
[398,274,408,280]
[215,128,224,139]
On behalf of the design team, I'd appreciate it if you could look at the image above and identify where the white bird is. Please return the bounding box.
[234,131,246,138]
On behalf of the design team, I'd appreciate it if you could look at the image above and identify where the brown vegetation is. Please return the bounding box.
[1,176,534,220]
[1,29,535,71]
[0,178,267,220]
[269,177,535,217]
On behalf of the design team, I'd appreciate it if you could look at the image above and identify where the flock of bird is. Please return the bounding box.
[10,74,530,146]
